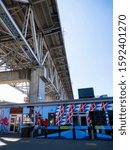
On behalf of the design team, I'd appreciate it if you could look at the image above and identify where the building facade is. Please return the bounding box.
[0,97,113,140]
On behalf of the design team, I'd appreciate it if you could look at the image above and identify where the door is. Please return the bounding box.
[80,115,87,126]
[10,115,20,132]
[48,113,56,126]
[10,116,16,132]
[73,114,87,126]
[73,115,79,126]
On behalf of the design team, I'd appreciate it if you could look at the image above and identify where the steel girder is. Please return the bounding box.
[0,0,73,100]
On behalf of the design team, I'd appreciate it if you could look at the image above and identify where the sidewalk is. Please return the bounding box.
[0,134,113,150]
[0,133,21,138]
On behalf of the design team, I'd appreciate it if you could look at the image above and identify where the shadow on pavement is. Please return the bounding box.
[0,133,113,150]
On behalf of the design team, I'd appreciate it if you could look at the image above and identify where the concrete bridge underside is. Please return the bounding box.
[0,0,73,102]
[0,69,68,102]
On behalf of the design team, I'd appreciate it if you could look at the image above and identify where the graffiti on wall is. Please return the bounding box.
[0,107,10,132]
[34,106,48,127]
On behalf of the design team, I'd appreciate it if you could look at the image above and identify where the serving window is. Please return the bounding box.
[22,113,34,125]
[22,106,34,126]
[89,111,107,125]
[73,112,87,126]
[108,111,113,125]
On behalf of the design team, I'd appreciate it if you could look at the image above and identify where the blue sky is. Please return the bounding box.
[57,0,113,98]
[0,0,113,102]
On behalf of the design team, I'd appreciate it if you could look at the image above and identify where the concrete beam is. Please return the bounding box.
[29,68,45,102]
[0,69,31,84]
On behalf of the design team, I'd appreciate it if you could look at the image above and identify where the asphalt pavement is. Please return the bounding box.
[0,134,112,150]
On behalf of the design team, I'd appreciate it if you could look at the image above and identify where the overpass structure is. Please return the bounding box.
[0,0,73,102]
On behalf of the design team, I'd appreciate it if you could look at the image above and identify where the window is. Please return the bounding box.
[89,111,107,125]
[22,113,34,125]
[48,113,56,126]
[73,113,87,126]
[73,116,79,126]
[80,116,87,126]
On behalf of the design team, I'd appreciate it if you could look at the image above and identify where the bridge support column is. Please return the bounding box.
[29,68,45,102]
